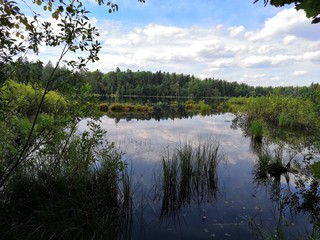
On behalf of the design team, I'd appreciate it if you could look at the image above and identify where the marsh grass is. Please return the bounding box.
[250,119,264,140]
[98,102,109,112]
[0,123,133,240]
[108,103,153,113]
[160,140,222,218]
[185,100,211,114]
[310,162,320,179]
[255,147,291,182]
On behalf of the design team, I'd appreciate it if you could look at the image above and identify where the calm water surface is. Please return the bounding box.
[80,113,313,239]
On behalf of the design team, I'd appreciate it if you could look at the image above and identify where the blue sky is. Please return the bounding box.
[30,0,320,86]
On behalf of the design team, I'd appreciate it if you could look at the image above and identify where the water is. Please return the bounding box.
[79,113,315,239]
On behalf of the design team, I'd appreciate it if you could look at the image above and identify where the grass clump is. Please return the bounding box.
[160,139,222,217]
[108,103,153,113]
[311,162,320,179]
[0,121,132,240]
[250,119,264,140]
[227,96,319,131]
[98,102,109,112]
[185,100,211,114]
[255,147,291,182]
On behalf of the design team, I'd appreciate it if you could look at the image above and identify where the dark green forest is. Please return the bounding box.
[1,58,318,99]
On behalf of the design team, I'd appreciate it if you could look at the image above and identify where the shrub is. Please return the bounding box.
[311,162,320,179]
[1,80,67,116]
[99,103,109,112]
[250,119,264,139]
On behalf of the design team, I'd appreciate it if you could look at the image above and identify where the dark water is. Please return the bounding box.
[79,113,316,239]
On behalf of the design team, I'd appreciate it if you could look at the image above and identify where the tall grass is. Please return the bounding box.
[160,140,222,218]
[254,146,291,183]
[310,162,320,179]
[250,119,264,140]
[0,122,133,240]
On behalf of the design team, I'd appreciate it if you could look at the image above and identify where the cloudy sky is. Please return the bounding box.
[34,0,320,86]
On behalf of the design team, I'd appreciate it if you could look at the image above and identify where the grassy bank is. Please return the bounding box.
[226,96,320,130]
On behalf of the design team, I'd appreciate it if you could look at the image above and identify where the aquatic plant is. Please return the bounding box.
[98,102,109,112]
[250,119,264,140]
[0,121,132,239]
[160,140,222,218]
[311,162,320,179]
[254,146,294,183]
[227,95,319,131]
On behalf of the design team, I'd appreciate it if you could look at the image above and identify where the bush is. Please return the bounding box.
[250,119,264,139]
[311,162,320,179]
[0,121,129,239]
[1,80,67,116]
[99,103,109,112]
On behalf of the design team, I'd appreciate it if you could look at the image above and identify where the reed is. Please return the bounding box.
[250,119,264,140]
[0,124,132,239]
[160,139,221,217]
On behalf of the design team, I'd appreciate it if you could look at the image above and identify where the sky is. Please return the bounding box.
[30,0,320,87]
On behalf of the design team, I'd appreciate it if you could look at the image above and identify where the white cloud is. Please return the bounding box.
[303,51,320,62]
[293,71,307,76]
[245,8,320,41]
[256,45,277,55]
[25,6,319,87]
[242,55,271,68]
[283,35,296,45]
[90,15,319,86]
[229,26,245,37]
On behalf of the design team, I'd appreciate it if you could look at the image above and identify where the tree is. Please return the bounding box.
[255,0,320,23]
[0,0,144,187]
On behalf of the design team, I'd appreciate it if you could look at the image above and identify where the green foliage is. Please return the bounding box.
[255,147,290,182]
[0,1,103,72]
[1,80,67,116]
[185,100,211,110]
[250,119,264,139]
[199,100,211,114]
[160,140,222,216]
[311,162,320,179]
[227,95,320,130]
[0,123,128,239]
[99,102,109,112]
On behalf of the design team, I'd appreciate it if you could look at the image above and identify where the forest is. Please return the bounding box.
[1,58,318,99]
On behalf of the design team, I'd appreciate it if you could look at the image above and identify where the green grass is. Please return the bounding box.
[0,123,132,239]
[255,147,290,182]
[311,162,320,179]
[250,119,264,139]
[185,100,212,114]
[160,140,222,217]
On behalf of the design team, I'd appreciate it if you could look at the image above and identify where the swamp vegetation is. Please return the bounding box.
[1,76,320,239]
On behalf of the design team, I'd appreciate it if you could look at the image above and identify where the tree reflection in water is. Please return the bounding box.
[252,144,320,239]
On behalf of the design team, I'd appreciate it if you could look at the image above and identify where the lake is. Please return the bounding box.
[79,112,316,239]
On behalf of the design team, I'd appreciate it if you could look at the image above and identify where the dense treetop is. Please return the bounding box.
[1,59,318,99]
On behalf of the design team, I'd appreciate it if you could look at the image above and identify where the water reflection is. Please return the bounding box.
[78,112,320,239]
[156,141,221,221]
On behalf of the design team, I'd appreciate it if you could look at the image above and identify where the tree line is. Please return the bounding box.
[1,57,318,98]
